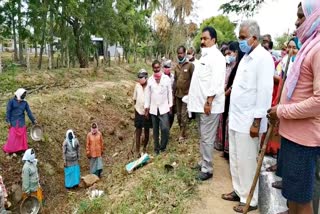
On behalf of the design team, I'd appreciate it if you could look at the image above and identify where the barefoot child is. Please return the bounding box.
[86,123,104,177]
[22,148,43,204]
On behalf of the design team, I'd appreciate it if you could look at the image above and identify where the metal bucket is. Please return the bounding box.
[20,196,40,214]
[30,125,43,142]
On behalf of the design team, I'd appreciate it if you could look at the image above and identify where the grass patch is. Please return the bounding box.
[77,197,105,214]
[103,123,200,214]
[110,159,197,213]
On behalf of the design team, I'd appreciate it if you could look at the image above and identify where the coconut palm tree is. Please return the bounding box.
[171,0,193,24]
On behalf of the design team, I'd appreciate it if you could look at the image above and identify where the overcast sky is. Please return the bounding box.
[191,0,301,39]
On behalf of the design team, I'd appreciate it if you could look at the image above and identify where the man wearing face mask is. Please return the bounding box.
[145,60,173,155]
[188,26,226,181]
[3,88,37,154]
[268,1,320,213]
[174,46,194,142]
[187,47,197,63]
[222,20,274,213]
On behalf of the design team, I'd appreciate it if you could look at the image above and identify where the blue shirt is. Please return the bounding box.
[6,98,35,127]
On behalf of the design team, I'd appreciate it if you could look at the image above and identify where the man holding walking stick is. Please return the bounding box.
[268,1,320,213]
[221,20,274,213]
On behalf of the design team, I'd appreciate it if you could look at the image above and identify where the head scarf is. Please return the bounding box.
[14,88,27,101]
[91,123,98,135]
[66,129,76,148]
[286,0,320,99]
[22,148,37,163]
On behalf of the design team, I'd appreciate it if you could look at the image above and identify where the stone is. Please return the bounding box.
[81,174,100,187]
[107,127,115,135]
[117,133,124,141]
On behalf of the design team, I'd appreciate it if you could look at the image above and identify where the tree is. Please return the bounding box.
[0,1,19,61]
[171,0,193,24]
[275,33,290,50]
[193,15,237,51]
[219,0,266,16]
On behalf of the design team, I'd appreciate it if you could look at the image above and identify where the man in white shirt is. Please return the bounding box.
[222,20,274,213]
[133,69,152,156]
[188,26,226,181]
[145,60,173,155]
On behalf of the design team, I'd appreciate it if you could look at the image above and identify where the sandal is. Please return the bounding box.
[221,191,240,202]
[266,164,277,172]
[233,202,258,213]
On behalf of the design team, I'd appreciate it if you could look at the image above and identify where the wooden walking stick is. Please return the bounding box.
[243,51,292,213]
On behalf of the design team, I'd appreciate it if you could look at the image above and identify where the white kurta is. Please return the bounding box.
[228,44,274,207]
[229,44,274,134]
[188,45,226,114]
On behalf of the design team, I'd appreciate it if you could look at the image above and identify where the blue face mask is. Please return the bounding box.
[291,55,296,62]
[229,56,236,63]
[239,38,252,54]
[293,37,302,50]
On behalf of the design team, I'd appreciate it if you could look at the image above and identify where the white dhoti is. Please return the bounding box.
[229,129,261,207]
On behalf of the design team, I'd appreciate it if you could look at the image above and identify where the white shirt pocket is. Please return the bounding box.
[198,63,211,81]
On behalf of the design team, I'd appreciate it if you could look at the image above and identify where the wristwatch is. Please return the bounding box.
[252,121,260,128]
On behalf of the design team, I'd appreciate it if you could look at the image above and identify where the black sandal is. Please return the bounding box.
[221,191,240,202]
[233,202,258,213]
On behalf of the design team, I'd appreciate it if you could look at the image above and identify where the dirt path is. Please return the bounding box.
[189,152,260,214]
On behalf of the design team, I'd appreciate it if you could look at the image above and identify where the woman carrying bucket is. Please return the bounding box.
[3,88,37,154]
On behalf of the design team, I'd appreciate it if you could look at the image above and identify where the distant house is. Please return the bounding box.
[91,36,123,57]
[1,36,123,57]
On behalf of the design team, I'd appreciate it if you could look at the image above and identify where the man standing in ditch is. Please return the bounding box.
[145,60,173,155]
[268,1,320,213]
[174,45,194,142]
[188,26,226,181]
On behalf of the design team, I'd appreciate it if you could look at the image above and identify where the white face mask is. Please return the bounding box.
[187,54,194,60]
[225,56,231,64]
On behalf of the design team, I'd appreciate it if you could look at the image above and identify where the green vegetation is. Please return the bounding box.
[193,15,237,51]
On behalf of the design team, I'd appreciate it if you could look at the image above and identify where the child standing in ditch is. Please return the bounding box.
[133,69,152,157]
[86,123,104,178]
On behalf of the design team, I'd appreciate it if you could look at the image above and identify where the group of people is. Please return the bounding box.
[133,1,320,213]
[0,1,319,213]
[0,88,106,212]
[133,46,196,157]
